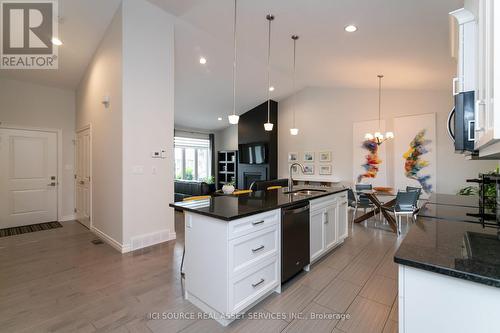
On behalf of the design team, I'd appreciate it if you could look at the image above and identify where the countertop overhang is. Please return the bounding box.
[169,186,348,221]
[394,217,500,288]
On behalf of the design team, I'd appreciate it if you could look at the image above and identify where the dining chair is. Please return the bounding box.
[354,184,378,219]
[383,190,420,236]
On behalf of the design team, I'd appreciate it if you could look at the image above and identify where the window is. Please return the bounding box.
[174,136,211,181]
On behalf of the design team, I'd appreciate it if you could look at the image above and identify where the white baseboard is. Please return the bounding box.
[59,214,76,222]
[123,229,176,253]
[91,226,124,253]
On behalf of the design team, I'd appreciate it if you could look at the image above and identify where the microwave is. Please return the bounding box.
[448,91,475,153]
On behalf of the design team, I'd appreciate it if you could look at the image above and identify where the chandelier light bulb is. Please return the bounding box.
[364,133,374,140]
[386,131,394,139]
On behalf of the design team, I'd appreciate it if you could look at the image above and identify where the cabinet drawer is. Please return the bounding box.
[228,210,280,240]
[229,226,278,275]
[230,257,279,313]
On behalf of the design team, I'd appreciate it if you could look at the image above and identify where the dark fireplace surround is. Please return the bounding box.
[237,100,278,189]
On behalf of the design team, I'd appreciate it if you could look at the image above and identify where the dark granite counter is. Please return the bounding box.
[394,218,500,288]
[426,193,480,208]
[169,186,347,221]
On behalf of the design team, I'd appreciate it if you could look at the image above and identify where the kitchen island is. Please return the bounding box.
[170,186,348,326]
[395,216,500,333]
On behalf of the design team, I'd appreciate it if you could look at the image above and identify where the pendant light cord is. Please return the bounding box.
[232,0,237,118]
[378,75,383,130]
[292,36,297,128]
[266,15,274,123]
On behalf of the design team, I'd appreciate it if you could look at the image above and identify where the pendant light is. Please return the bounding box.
[264,14,275,131]
[364,75,394,144]
[228,0,240,125]
[290,35,299,136]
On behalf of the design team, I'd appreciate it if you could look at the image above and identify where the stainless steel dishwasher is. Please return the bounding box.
[281,201,310,283]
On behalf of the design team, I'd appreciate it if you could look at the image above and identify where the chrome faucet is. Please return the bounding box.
[289,162,305,192]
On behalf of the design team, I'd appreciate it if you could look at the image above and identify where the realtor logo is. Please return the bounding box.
[1,0,58,69]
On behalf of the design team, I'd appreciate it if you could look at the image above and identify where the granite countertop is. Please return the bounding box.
[394,218,500,288]
[426,193,480,208]
[169,185,348,221]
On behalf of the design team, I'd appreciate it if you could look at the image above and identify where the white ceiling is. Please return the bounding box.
[153,0,464,130]
[0,0,464,131]
[0,0,122,88]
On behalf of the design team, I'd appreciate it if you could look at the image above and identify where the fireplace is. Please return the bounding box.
[239,164,269,189]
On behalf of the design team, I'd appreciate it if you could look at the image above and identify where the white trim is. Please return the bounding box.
[169,231,177,240]
[91,226,125,253]
[59,214,76,222]
[123,229,176,253]
[75,124,93,229]
[0,123,64,222]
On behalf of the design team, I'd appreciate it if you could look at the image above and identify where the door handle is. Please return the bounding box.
[47,182,56,187]
[251,278,265,288]
[251,245,265,253]
[452,77,460,96]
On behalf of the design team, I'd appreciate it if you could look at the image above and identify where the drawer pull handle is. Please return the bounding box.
[252,245,265,253]
[252,220,265,226]
[252,278,265,288]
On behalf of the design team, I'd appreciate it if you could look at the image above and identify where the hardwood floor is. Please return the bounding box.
[0,212,401,333]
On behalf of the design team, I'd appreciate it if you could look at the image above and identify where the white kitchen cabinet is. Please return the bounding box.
[324,204,338,250]
[450,8,476,94]
[309,209,325,262]
[473,0,500,153]
[184,209,281,326]
[309,191,349,264]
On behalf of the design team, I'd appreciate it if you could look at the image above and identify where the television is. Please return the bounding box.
[239,143,268,164]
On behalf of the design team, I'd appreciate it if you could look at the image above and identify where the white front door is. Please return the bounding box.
[75,128,91,228]
[0,128,58,228]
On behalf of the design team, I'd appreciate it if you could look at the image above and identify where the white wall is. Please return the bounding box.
[121,0,175,250]
[76,6,123,244]
[278,87,497,194]
[0,78,76,220]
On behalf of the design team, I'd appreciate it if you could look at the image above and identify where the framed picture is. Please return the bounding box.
[319,165,332,175]
[303,164,315,175]
[303,152,315,162]
[288,152,298,162]
[319,151,332,162]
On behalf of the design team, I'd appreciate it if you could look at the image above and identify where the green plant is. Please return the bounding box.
[457,186,478,196]
[203,176,215,184]
[184,167,194,180]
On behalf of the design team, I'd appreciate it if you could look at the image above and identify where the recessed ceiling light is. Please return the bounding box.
[217,117,222,121]
[269,86,275,92]
[344,25,357,33]
[199,57,207,64]
[51,37,63,45]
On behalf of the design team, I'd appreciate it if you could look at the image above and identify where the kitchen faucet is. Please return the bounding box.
[288,162,305,192]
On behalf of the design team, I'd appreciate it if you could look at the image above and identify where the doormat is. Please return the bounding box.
[0,221,62,238]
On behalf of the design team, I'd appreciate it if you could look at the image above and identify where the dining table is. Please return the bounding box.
[353,188,398,233]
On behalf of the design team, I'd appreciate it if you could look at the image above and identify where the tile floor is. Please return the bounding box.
[0,212,402,332]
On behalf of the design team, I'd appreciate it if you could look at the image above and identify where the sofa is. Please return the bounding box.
[174,180,215,202]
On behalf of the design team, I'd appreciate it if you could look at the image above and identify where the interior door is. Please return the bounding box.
[75,128,91,228]
[310,209,325,262]
[0,128,58,228]
[324,202,338,250]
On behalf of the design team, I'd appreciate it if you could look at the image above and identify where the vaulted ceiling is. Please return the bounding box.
[0,0,464,130]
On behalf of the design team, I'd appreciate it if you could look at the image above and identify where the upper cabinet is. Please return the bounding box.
[450,8,476,94]
[469,0,500,155]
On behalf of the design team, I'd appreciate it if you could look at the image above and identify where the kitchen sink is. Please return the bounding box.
[284,189,328,196]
